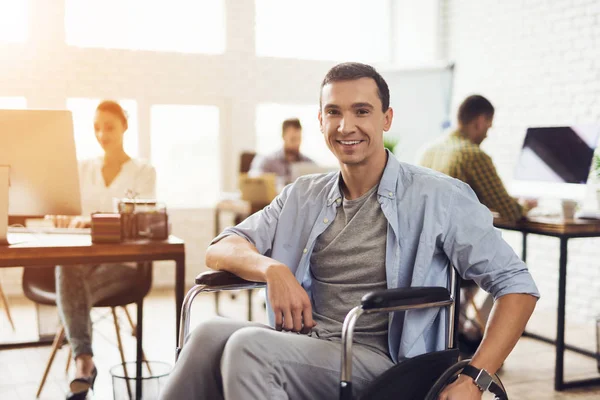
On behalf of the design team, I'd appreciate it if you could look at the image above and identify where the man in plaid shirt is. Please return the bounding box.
[420,95,536,222]
[420,95,537,357]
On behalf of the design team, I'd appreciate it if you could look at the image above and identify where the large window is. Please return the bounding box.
[255,0,391,62]
[151,105,220,208]
[65,0,225,54]
[0,1,27,43]
[256,103,337,166]
[66,98,139,160]
[0,97,27,109]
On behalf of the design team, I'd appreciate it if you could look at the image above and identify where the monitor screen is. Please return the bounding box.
[514,125,600,184]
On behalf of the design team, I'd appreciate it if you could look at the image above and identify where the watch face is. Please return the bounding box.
[476,370,494,391]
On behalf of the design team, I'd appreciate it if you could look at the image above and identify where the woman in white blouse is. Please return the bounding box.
[54,101,156,400]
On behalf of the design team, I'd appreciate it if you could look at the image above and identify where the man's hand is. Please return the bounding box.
[438,375,482,400]
[265,263,316,334]
[518,197,538,213]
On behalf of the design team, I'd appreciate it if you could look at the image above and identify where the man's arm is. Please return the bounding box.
[439,294,536,399]
[206,234,277,283]
[248,154,278,176]
[470,293,536,373]
[206,235,315,333]
[205,186,315,333]
[468,152,524,222]
[440,183,539,398]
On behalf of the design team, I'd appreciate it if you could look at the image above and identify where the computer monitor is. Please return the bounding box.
[0,109,81,244]
[511,125,600,200]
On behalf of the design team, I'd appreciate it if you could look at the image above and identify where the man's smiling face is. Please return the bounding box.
[319,77,392,167]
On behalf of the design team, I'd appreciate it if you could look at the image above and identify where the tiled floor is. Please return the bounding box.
[0,288,599,399]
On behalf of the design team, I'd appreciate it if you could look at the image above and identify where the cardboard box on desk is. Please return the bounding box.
[91,213,122,243]
[238,173,277,204]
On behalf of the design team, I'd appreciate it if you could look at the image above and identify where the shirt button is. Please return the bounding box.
[324,218,329,223]
[303,248,308,254]
[388,192,394,197]
[336,199,341,204]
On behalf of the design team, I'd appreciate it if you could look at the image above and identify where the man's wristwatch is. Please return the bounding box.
[461,365,506,397]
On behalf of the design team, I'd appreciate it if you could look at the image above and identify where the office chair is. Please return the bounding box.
[177,268,509,399]
[213,151,259,319]
[240,151,256,174]
[0,279,16,331]
[21,264,153,398]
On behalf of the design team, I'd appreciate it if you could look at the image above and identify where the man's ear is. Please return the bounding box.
[476,115,487,131]
[383,107,394,132]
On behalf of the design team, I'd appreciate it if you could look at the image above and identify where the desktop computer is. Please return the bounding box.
[0,109,81,244]
[290,162,338,182]
[511,125,600,201]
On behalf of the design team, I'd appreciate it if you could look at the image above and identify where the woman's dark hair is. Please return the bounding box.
[96,100,128,129]
[320,62,390,112]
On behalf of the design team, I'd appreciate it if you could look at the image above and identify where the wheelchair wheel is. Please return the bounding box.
[424,360,508,400]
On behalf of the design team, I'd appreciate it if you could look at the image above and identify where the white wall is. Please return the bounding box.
[0,0,337,293]
[444,0,600,322]
[2,0,449,296]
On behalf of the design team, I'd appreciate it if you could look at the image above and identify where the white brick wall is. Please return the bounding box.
[444,0,600,322]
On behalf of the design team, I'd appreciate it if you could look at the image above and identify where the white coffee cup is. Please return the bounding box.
[561,199,578,220]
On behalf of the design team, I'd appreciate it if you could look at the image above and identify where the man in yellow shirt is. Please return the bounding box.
[420,95,536,222]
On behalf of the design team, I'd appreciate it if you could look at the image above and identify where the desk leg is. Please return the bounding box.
[555,237,568,391]
[136,294,144,400]
[214,208,221,316]
[247,289,253,321]
[175,255,185,346]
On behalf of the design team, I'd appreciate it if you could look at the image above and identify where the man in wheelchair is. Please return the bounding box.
[161,63,539,400]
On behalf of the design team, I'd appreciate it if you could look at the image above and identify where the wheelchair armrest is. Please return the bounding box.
[361,287,451,311]
[195,270,264,289]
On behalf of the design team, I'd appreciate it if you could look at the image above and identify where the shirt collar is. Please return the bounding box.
[450,129,463,139]
[451,129,478,146]
[377,149,400,200]
[326,149,401,205]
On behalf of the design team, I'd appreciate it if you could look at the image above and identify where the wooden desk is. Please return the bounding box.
[0,232,185,399]
[494,216,600,391]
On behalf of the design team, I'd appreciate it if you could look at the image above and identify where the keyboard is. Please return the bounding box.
[575,210,600,220]
[526,209,561,218]
[8,226,91,235]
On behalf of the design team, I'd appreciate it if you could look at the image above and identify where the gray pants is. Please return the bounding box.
[55,264,139,358]
[160,317,394,400]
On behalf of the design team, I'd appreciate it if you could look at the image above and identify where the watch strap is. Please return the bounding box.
[461,365,506,398]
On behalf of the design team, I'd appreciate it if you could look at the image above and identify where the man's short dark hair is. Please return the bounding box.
[458,95,495,125]
[282,118,302,136]
[320,62,390,112]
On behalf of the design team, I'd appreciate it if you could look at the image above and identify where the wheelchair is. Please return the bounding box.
[176,266,508,399]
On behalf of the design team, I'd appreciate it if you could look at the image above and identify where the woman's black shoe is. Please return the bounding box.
[67,366,97,399]
[65,390,89,400]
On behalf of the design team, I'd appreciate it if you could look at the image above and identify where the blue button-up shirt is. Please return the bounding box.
[214,151,539,363]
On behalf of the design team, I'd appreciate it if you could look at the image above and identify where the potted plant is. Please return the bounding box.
[383,136,399,155]
[594,152,600,210]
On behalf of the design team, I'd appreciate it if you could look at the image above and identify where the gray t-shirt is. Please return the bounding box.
[309,184,390,358]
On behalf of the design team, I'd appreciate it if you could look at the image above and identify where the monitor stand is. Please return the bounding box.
[0,165,9,245]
